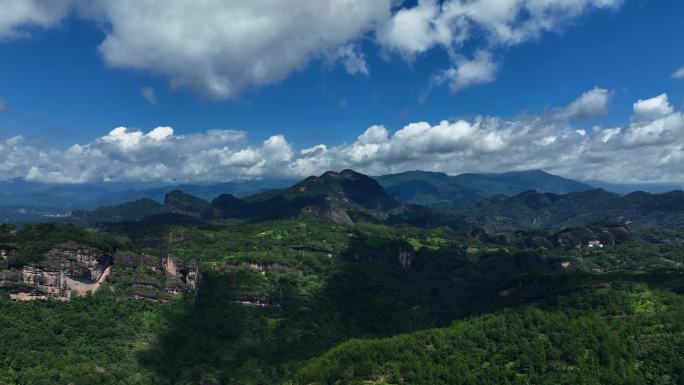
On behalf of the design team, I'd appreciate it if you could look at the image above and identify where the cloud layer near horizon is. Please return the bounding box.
[1,88,683,185]
[0,0,619,98]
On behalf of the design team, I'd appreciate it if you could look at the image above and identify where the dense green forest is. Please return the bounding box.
[2,171,684,384]
[1,214,684,384]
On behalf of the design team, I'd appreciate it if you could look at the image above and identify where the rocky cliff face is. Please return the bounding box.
[0,243,112,301]
[108,251,201,301]
[0,244,201,302]
[301,207,354,226]
[351,243,414,267]
[555,226,631,248]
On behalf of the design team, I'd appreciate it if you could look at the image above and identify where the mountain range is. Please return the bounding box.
[3,169,684,224]
[434,188,684,230]
[3,169,679,210]
[0,178,295,209]
[66,169,684,232]
[375,169,594,203]
[74,170,404,226]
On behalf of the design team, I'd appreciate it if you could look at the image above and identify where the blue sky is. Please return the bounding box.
[0,0,683,184]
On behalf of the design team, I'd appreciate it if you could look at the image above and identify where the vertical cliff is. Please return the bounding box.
[0,244,200,302]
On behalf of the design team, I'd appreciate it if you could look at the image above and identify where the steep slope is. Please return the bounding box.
[376,169,593,204]
[255,170,397,207]
[163,190,211,217]
[207,193,251,219]
[213,169,403,224]
[72,190,212,222]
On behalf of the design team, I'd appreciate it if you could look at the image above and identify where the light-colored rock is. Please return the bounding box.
[7,243,113,301]
[163,254,178,276]
[398,248,413,267]
[301,207,353,226]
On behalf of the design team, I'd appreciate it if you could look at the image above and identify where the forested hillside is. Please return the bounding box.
[1,170,684,384]
[434,189,684,229]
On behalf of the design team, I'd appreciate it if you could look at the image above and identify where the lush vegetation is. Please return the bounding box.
[376,169,593,204]
[1,213,684,384]
[0,223,133,268]
[433,189,684,230]
[3,170,684,384]
[296,284,684,385]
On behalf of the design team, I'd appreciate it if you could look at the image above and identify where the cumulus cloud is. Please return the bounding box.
[435,51,498,91]
[0,0,620,97]
[379,0,621,92]
[3,88,684,185]
[556,87,613,119]
[672,66,684,79]
[141,87,158,105]
[632,94,674,121]
[376,0,452,57]
[92,0,391,98]
[623,94,683,147]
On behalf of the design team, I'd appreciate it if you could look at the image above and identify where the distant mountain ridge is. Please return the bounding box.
[375,169,594,204]
[1,170,681,213]
[0,179,295,209]
[433,188,684,229]
[61,170,684,230]
[74,170,404,226]
[4,169,684,224]
[585,179,684,195]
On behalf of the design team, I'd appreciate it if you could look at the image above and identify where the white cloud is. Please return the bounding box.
[0,0,621,97]
[357,125,388,145]
[141,87,158,105]
[632,94,674,121]
[379,0,621,92]
[146,126,173,141]
[92,0,391,98]
[436,51,498,91]
[557,87,612,119]
[331,44,369,75]
[595,126,621,143]
[376,0,452,57]
[0,0,70,40]
[445,0,620,46]
[672,66,684,79]
[2,88,684,185]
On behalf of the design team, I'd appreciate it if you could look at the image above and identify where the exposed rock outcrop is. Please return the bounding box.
[1,243,112,301]
[108,252,201,301]
[1,245,201,302]
[0,244,16,260]
[301,207,354,226]
[555,226,631,248]
[397,248,413,267]
[352,243,414,267]
[218,262,302,275]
